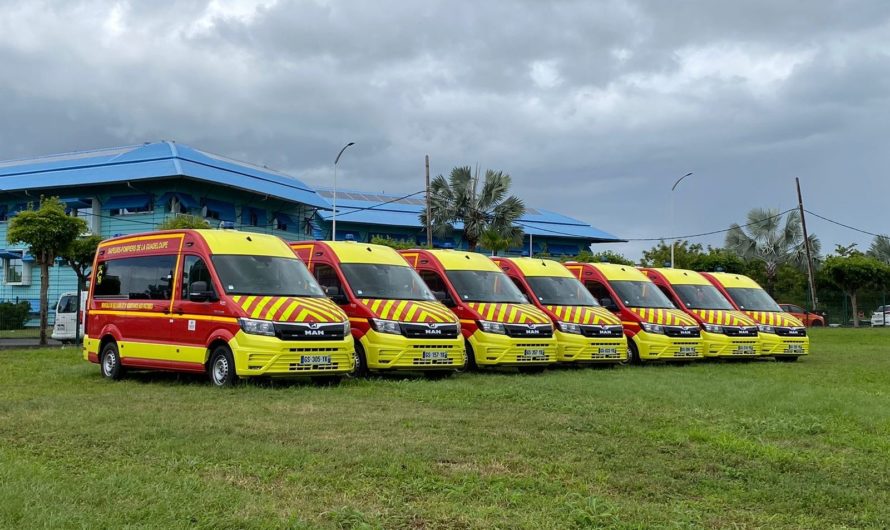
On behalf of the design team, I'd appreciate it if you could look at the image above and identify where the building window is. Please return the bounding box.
[4,257,29,285]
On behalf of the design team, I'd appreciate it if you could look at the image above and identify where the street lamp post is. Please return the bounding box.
[332,142,355,241]
[670,172,693,268]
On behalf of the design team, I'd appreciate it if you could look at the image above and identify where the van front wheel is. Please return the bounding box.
[100,341,124,380]
[209,345,238,387]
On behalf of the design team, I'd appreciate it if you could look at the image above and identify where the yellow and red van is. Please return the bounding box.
[641,268,761,358]
[492,257,627,363]
[701,272,809,361]
[84,229,354,386]
[290,241,465,375]
[399,249,558,372]
[564,262,703,362]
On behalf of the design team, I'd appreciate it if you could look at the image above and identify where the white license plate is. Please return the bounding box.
[735,345,755,355]
[422,351,449,360]
[301,355,331,365]
[524,349,547,359]
[678,346,698,355]
[785,345,804,354]
[598,347,618,355]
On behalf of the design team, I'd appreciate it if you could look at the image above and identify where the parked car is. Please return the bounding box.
[778,303,826,327]
[871,306,890,327]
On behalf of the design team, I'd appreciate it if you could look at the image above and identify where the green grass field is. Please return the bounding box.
[1,329,888,529]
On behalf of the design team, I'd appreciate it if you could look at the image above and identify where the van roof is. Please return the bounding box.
[422,249,501,272]
[99,230,295,258]
[500,257,573,278]
[588,262,647,281]
[705,272,762,289]
[648,267,710,286]
[324,241,409,266]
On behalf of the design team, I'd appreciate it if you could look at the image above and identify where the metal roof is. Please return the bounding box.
[0,141,330,209]
[317,188,624,243]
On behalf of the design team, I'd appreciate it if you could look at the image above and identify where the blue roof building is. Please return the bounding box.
[0,142,621,325]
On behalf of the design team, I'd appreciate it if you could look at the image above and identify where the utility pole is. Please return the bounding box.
[425,155,432,248]
[796,177,818,311]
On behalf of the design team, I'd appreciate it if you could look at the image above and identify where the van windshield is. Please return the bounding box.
[673,284,734,310]
[212,255,325,297]
[525,276,599,306]
[610,280,674,309]
[725,287,781,312]
[446,270,526,303]
[340,263,435,301]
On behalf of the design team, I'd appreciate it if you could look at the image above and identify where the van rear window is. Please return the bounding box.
[94,255,177,300]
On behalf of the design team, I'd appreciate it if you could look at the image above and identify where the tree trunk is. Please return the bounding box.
[39,262,49,346]
[850,291,859,328]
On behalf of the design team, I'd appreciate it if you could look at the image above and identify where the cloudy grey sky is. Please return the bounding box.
[1,0,888,258]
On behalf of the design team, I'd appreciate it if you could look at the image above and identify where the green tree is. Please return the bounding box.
[62,235,102,290]
[820,255,890,327]
[369,235,416,250]
[479,228,523,256]
[641,240,704,268]
[7,197,87,345]
[157,215,211,230]
[423,166,525,251]
[725,208,820,295]
[565,249,635,266]
[691,247,746,274]
[868,235,890,264]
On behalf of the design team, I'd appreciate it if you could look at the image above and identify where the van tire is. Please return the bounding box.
[100,341,124,380]
[209,345,238,387]
[626,339,641,365]
[351,343,369,377]
[463,341,477,371]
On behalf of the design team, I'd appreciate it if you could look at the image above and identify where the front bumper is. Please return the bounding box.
[759,331,809,357]
[230,330,355,377]
[360,329,465,371]
[467,330,558,366]
[554,330,627,363]
[633,330,703,361]
[701,331,761,358]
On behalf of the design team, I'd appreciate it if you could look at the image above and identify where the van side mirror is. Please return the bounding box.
[324,285,348,305]
[188,281,217,302]
[601,297,619,312]
[433,290,455,307]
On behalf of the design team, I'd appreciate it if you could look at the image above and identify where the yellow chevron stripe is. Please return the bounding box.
[280,301,300,321]
[251,296,273,318]
[264,297,288,320]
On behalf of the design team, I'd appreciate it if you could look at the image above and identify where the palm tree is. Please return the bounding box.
[422,166,525,251]
[479,228,523,256]
[868,235,890,264]
[725,208,821,294]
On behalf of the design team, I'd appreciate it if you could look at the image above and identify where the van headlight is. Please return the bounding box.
[557,321,582,334]
[239,318,276,337]
[478,320,507,334]
[370,318,402,335]
[758,324,775,334]
[702,323,723,334]
[641,322,665,334]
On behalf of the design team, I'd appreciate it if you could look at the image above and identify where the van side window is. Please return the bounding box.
[585,281,613,307]
[418,270,446,293]
[509,277,532,299]
[94,255,177,300]
[181,256,214,299]
[657,285,678,306]
[314,264,344,295]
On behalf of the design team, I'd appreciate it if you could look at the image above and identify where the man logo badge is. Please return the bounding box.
[304,322,325,336]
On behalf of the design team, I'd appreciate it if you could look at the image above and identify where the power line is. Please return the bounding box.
[804,209,886,238]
